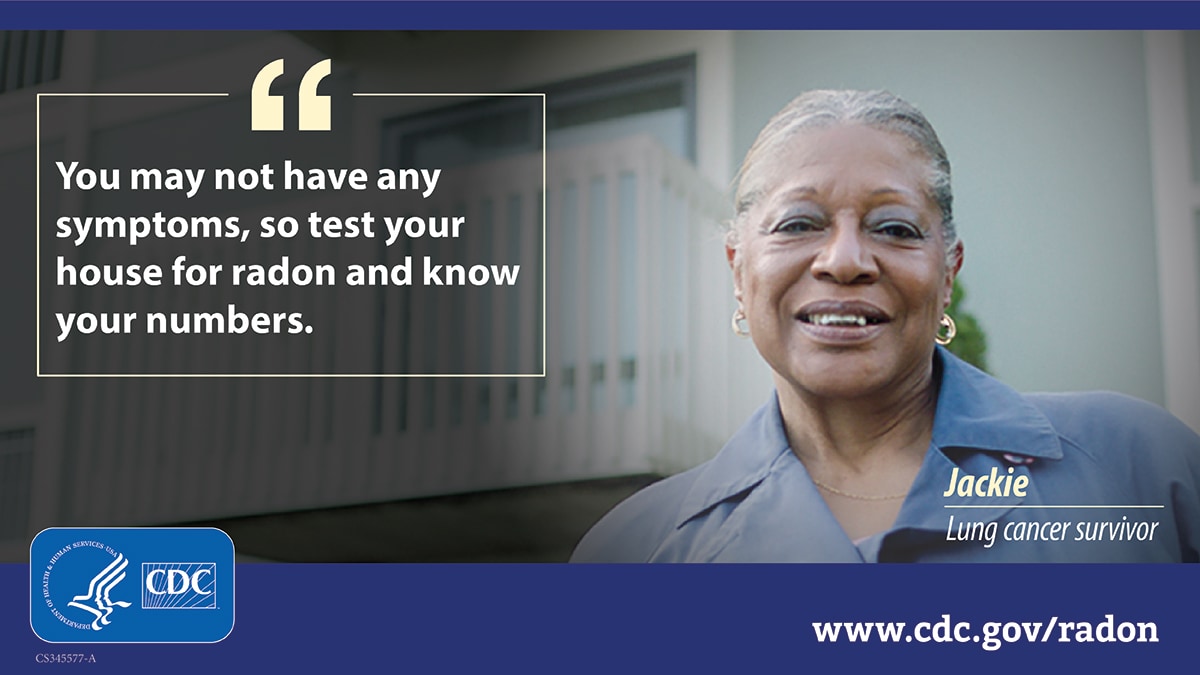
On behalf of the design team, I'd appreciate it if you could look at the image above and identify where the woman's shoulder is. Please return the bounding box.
[571,397,790,562]
[936,348,1199,464]
[1021,390,1200,481]
[569,463,711,563]
[1024,390,1196,448]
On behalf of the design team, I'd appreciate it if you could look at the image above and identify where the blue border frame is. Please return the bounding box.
[0,2,1199,31]
[8,4,1200,673]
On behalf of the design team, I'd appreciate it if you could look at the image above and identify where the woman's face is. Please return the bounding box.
[729,123,962,401]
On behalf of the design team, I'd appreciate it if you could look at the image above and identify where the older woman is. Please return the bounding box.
[572,89,1200,562]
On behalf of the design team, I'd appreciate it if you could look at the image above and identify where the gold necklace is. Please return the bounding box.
[810,477,907,501]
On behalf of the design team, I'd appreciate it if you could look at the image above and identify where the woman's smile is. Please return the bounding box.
[796,299,890,344]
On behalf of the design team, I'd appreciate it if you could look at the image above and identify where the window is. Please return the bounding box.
[384,55,696,167]
[1,31,63,94]
[373,56,696,430]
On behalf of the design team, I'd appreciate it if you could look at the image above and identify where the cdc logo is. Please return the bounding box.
[31,528,234,643]
[142,563,217,609]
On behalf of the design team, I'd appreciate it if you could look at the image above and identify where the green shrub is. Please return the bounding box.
[946,280,989,372]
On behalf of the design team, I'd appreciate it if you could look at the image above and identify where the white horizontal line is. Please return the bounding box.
[38,93,229,97]
[944,505,1164,509]
[39,373,547,378]
[351,92,544,97]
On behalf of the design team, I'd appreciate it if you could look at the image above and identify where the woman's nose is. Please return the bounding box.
[810,220,879,284]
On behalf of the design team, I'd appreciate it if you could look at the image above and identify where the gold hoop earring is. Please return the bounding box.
[731,308,750,338]
[935,314,957,346]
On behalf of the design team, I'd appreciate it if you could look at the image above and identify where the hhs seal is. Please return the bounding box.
[31,528,235,643]
[39,540,133,632]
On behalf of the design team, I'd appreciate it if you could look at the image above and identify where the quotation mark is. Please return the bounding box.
[251,59,332,132]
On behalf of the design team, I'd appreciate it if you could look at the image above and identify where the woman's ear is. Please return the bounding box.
[725,229,743,302]
[943,240,964,308]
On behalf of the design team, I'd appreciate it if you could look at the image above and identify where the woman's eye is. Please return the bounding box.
[774,217,821,234]
[874,220,923,239]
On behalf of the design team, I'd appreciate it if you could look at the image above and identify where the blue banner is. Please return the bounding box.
[4,562,1198,674]
[0,2,1198,30]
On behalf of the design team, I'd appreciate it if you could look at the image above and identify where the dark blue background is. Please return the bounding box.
[4,563,1196,674]
[0,2,1198,30]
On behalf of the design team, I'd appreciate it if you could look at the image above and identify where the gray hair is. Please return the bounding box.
[732,89,958,259]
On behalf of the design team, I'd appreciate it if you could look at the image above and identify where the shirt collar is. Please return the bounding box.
[930,346,1062,460]
[674,347,1062,528]
[674,392,792,529]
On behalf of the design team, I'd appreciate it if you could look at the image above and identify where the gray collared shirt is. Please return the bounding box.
[571,348,1200,562]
